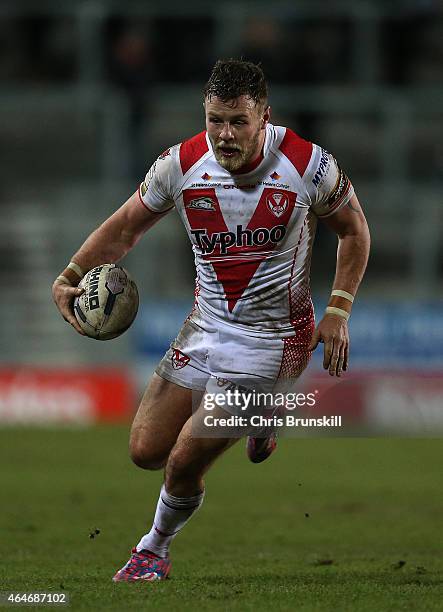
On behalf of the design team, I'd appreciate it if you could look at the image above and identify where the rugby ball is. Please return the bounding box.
[74,264,139,340]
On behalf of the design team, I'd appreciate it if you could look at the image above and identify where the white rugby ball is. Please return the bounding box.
[74,264,139,340]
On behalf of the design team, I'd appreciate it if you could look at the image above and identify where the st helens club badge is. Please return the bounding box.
[267,192,289,217]
[171,349,190,370]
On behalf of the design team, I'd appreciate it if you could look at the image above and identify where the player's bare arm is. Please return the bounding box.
[309,193,370,377]
[52,191,168,334]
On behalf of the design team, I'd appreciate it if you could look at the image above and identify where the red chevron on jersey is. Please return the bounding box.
[279,129,313,178]
[179,131,208,175]
[211,187,296,312]
[138,123,354,336]
[184,188,296,313]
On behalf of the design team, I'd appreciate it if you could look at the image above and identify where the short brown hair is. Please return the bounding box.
[204,59,268,107]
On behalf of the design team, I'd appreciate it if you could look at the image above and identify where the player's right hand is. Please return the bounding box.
[52,278,86,335]
[308,313,349,377]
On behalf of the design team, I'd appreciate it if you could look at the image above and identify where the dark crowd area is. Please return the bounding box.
[1,6,442,87]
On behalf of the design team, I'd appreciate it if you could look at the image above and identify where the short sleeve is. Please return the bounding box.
[137,147,177,214]
[309,148,354,218]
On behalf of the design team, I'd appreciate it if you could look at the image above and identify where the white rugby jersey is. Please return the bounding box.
[138,124,354,338]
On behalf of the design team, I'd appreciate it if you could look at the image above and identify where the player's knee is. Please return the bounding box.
[129,438,168,471]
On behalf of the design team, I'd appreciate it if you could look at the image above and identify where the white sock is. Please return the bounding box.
[136,485,205,558]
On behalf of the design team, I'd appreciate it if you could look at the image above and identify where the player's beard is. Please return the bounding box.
[213,128,261,172]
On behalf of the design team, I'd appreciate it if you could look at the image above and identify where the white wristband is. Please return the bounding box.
[56,275,72,286]
[331,289,354,303]
[68,261,85,278]
[325,306,350,321]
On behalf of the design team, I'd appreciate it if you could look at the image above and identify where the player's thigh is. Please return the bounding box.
[130,373,199,467]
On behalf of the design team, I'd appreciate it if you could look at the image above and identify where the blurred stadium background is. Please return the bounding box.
[0,0,442,431]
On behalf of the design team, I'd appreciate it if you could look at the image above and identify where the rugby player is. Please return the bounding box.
[52,59,370,582]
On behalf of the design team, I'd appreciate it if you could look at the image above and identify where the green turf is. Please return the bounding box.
[0,427,442,611]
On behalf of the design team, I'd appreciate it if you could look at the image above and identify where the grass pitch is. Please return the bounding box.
[0,427,442,611]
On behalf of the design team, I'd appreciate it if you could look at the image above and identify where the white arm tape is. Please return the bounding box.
[68,261,85,278]
[325,306,350,321]
[55,275,72,286]
[331,289,354,303]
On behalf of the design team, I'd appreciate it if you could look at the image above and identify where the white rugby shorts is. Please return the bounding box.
[155,307,314,402]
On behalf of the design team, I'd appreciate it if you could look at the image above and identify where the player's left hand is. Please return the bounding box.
[308,314,349,377]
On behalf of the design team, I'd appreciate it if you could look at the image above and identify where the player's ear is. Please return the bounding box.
[261,105,271,128]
